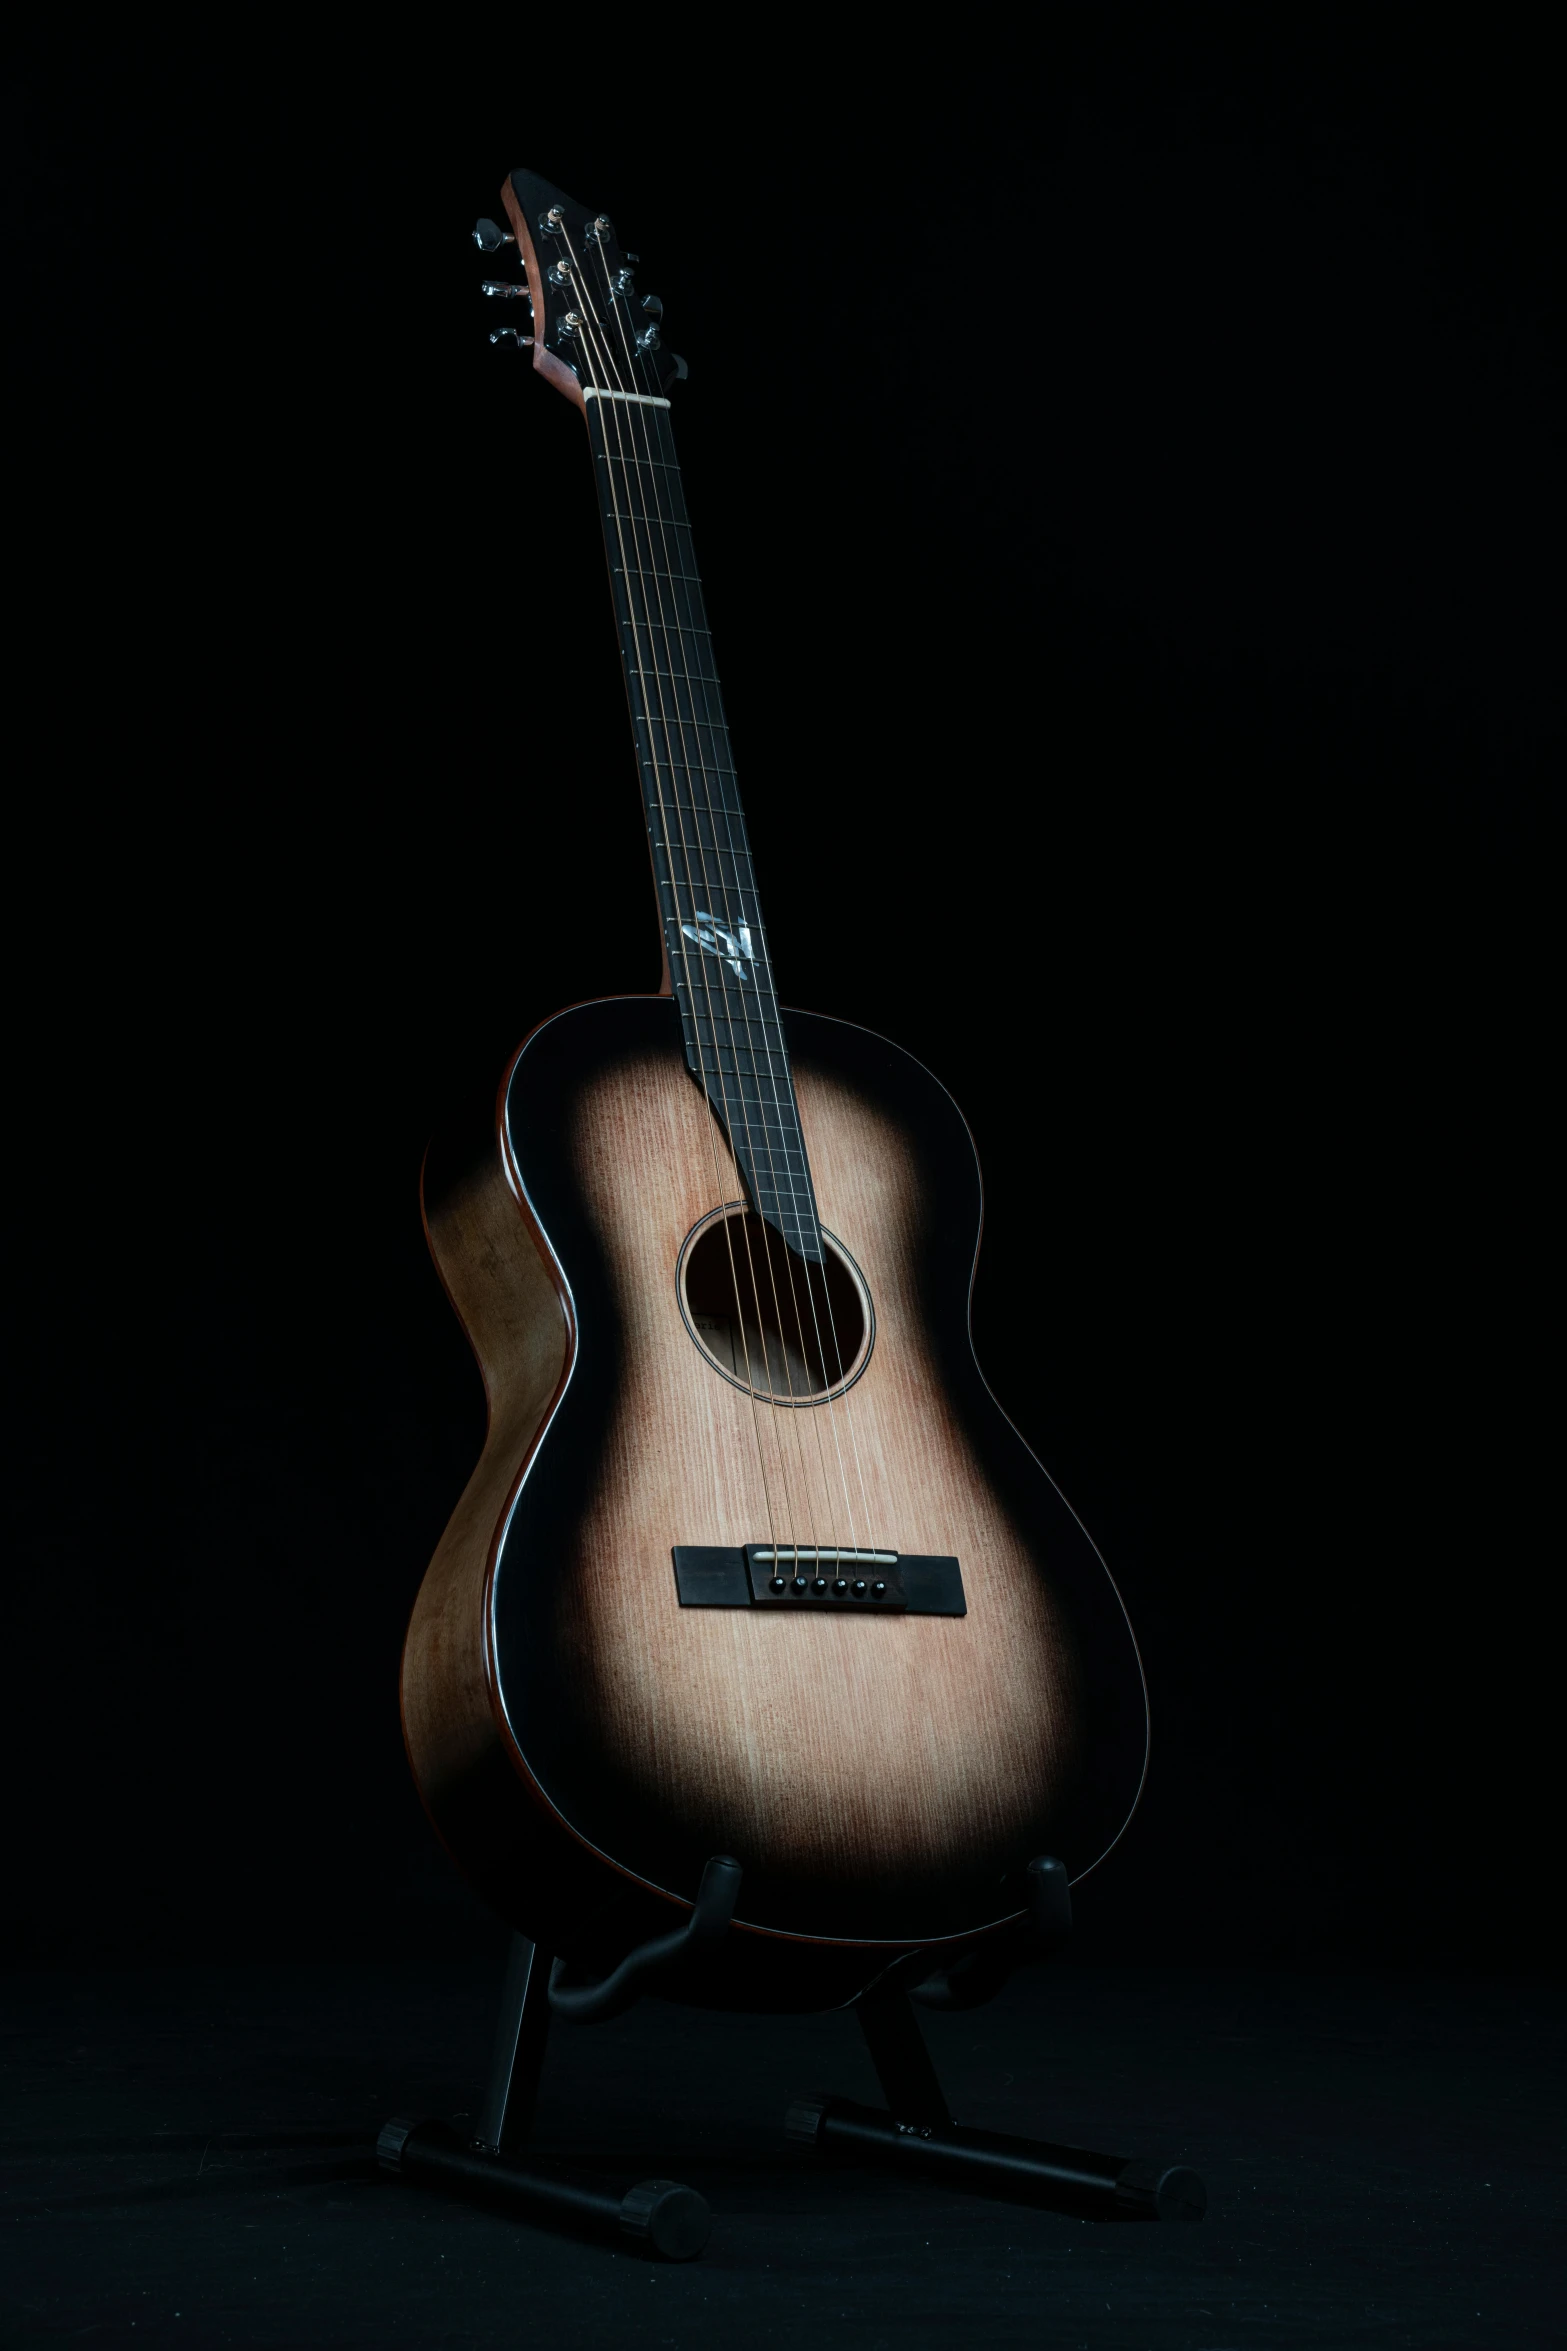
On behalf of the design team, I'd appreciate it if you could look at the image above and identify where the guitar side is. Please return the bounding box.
[399,1081,588,1946]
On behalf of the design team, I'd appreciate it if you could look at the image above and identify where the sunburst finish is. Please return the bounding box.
[402,1000,1147,2003]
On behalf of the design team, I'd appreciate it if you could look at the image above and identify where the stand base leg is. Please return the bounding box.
[377,2119,711,2260]
[379,1930,710,2259]
[787,2096,1205,2222]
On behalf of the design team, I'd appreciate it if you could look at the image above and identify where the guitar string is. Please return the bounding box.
[629,400,845,1561]
[558,242,787,1562]
[591,263,875,1560]
[579,310,793,1561]
[575,238,827,1565]
[621,395,862,1560]
[568,244,808,1565]
[599,245,876,1566]
[682,573,878,1555]
[560,222,877,1575]
[563,266,790,1557]
[581,245,857,1562]
[712,796,879,1558]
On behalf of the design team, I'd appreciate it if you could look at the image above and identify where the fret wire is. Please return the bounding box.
[653,850,750,875]
[681,1041,793,1072]
[679,994,784,1024]
[635,713,731,743]
[680,1023,788,1050]
[701,1091,797,1114]
[657,883,762,910]
[656,874,761,900]
[648,832,751,860]
[684,1023,790,1060]
[684,1034,795,1075]
[686,1040,791,1068]
[638,731,734,756]
[639,729,734,748]
[649,784,747,808]
[656,865,756,888]
[636,707,730,732]
[689,1040,791,1073]
[671,972,781,1006]
[641,755,742,783]
[610,564,706,587]
[637,719,735,748]
[677,1005,788,1038]
[656,873,771,935]
[653,838,751,861]
[648,832,747,860]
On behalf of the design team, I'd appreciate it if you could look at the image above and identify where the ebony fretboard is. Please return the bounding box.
[584,390,823,1263]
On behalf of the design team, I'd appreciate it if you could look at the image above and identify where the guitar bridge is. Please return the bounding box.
[671,1546,966,1616]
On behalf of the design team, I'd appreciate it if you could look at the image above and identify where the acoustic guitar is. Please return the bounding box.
[403,169,1148,2011]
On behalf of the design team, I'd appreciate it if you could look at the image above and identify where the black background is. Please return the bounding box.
[6,19,1557,1978]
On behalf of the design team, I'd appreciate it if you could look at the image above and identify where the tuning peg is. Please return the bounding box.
[480,281,533,304]
[472,218,514,252]
[489,327,533,348]
[641,294,664,319]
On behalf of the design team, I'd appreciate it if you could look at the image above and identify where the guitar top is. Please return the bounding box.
[401,169,1148,2010]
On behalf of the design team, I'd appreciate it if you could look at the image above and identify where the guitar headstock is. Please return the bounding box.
[493,167,687,411]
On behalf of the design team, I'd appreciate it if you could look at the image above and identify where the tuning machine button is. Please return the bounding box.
[488,327,533,349]
[480,281,533,306]
[640,294,664,320]
[472,218,515,252]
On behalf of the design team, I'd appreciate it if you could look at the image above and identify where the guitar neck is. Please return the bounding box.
[584,390,824,1263]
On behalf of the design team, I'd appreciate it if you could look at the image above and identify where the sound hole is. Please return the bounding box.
[679,1209,871,1404]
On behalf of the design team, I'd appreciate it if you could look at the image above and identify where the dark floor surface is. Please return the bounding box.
[1,1959,1559,2350]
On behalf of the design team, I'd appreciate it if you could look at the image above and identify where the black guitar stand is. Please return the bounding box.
[379,1854,1205,2260]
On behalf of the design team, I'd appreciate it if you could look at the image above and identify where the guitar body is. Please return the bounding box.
[403,994,1147,2010]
